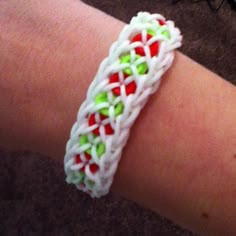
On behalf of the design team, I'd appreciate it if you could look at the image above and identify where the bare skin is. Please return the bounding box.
[0,1,236,235]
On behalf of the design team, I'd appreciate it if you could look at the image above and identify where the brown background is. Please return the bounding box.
[0,0,235,235]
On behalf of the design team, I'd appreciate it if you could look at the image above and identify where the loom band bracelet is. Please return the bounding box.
[64,12,182,198]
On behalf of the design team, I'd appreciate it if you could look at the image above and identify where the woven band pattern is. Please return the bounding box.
[64,12,182,198]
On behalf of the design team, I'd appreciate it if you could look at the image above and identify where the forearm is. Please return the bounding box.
[0,0,123,153]
[1,1,236,235]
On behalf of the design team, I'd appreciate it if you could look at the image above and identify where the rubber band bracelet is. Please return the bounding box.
[64,12,183,198]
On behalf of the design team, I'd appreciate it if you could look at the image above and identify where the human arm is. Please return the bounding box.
[0,1,236,235]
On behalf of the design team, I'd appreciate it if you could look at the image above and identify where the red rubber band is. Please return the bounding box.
[88,113,114,135]
[131,34,159,57]
[109,73,136,96]
[158,19,165,26]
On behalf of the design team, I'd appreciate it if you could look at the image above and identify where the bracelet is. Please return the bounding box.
[64,12,182,198]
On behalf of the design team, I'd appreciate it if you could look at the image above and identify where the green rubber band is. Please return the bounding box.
[96,142,105,157]
[120,54,148,75]
[161,30,170,39]
[79,134,91,155]
[95,92,124,117]
[95,92,107,104]
[147,28,170,39]
[99,102,124,117]
[147,29,156,36]
[114,102,124,116]
[79,134,89,146]
[79,134,105,157]
[85,142,105,157]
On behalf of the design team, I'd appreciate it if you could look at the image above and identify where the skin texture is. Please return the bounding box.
[0,1,236,235]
